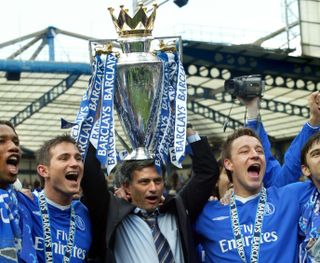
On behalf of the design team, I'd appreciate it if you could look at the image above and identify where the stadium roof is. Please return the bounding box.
[0,27,319,155]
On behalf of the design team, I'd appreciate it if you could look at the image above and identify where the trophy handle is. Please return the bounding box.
[88,36,182,65]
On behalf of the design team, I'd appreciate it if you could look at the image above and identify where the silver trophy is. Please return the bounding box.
[89,4,182,161]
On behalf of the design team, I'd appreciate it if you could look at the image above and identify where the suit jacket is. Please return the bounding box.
[82,137,219,263]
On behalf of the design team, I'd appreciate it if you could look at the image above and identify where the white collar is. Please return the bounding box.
[235,192,260,204]
[41,191,71,210]
[46,198,71,210]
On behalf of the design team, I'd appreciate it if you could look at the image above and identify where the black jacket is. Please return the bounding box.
[82,137,219,263]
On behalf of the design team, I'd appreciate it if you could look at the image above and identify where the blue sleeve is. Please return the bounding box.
[246,119,281,187]
[247,120,320,187]
[273,123,319,186]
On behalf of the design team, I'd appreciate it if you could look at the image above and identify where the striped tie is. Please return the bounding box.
[141,211,175,263]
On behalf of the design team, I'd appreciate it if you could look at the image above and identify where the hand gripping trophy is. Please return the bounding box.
[68,4,187,174]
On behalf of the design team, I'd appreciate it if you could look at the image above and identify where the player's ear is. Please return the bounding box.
[301,164,311,178]
[224,159,233,173]
[37,164,49,179]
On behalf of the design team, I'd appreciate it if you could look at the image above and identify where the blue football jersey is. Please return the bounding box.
[17,192,91,263]
[195,181,315,263]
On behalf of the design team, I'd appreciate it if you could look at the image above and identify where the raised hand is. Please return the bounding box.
[308,91,320,126]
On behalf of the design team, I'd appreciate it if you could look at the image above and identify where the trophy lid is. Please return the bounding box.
[108,4,157,38]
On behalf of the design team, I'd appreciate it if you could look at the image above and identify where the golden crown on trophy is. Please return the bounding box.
[108,4,158,37]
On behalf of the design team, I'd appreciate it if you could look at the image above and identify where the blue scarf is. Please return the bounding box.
[0,186,21,262]
[299,188,320,262]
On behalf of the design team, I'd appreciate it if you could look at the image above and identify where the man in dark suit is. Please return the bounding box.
[82,127,219,263]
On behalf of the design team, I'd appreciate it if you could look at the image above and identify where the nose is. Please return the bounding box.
[148,181,157,192]
[250,149,259,160]
[8,140,20,154]
[69,156,82,168]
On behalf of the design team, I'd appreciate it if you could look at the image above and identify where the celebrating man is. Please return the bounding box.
[195,128,316,262]
[17,135,92,262]
[299,132,320,262]
[82,128,219,262]
[0,120,21,262]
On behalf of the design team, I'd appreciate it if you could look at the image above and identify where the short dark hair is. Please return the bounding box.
[301,132,320,166]
[36,134,78,186]
[221,128,262,178]
[0,120,17,135]
[114,159,163,187]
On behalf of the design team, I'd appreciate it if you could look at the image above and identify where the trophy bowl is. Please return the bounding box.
[89,34,182,160]
[73,4,187,173]
[115,37,163,160]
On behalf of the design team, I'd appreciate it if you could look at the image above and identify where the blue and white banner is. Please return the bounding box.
[171,57,187,168]
[65,46,187,174]
[62,56,103,161]
[154,52,171,172]
[96,53,117,175]
[63,54,118,175]
[89,119,100,149]
[154,51,187,171]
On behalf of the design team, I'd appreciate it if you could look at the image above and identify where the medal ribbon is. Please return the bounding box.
[38,192,76,263]
[230,187,266,263]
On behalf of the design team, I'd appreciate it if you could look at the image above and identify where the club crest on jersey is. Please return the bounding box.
[264,202,275,216]
[75,215,86,231]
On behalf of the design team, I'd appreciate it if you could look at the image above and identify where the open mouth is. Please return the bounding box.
[146,196,158,203]
[248,164,261,173]
[65,171,79,182]
[247,164,261,178]
[7,155,20,166]
[6,154,20,175]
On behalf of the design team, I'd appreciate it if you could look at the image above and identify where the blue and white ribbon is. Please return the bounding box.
[96,53,117,175]
[170,54,187,168]
[38,191,76,263]
[230,187,266,263]
[63,56,103,160]
[89,119,100,149]
[90,118,128,161]
[154,51,187,170]
[67,47,186,174]
[154,53,171,171]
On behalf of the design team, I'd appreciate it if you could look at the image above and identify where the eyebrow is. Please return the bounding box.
[0,134,19,141]
[238,145,249,150]
[309,148,320,155]
[238,144,263,150]
[57,152,72,157]
[137,177,163,182]
[137,178,151,183]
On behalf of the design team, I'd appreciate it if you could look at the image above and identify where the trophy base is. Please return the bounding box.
[124,147,154,161]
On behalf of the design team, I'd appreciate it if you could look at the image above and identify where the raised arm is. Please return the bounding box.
[244,92,320,187]
[178,127,219,222]
[273,92,320,186]
[81,143,109,260]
